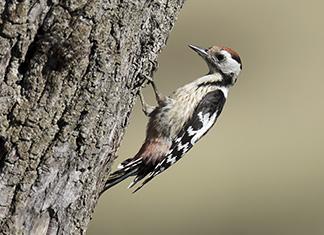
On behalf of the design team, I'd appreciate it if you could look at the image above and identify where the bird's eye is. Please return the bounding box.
[215,53,225,61]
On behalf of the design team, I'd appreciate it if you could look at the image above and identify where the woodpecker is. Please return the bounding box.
[104,44,242,193]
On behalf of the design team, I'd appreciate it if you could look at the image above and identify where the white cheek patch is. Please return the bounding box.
[221,51,241,77]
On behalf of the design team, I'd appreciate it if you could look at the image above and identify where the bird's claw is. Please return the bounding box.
[142,74,154,84]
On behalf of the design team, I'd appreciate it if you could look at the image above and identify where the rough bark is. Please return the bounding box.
[0,0,185,234]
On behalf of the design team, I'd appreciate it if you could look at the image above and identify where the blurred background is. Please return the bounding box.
[88,0,324,234]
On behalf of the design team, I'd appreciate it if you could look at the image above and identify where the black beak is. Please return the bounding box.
[188,44,209,60]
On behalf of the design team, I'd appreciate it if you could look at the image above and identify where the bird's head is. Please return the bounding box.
[189,44,242,85]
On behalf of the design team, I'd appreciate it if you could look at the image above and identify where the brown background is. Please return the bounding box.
[88,0,324,234]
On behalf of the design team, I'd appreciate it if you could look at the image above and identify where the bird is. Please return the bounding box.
[103,44,242,193]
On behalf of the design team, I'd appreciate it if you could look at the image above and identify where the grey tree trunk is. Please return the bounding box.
[0,0,185,234]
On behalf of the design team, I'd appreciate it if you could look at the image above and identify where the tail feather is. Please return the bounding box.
[104,168,138,191]
[117,158,142,170]
[102,158,143,192]
[127,173,147,189]
[132,171,159,193]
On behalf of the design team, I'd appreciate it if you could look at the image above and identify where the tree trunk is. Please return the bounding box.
[0,0,185,234]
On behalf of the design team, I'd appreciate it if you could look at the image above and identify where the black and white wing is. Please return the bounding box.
[132,89,227,192]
